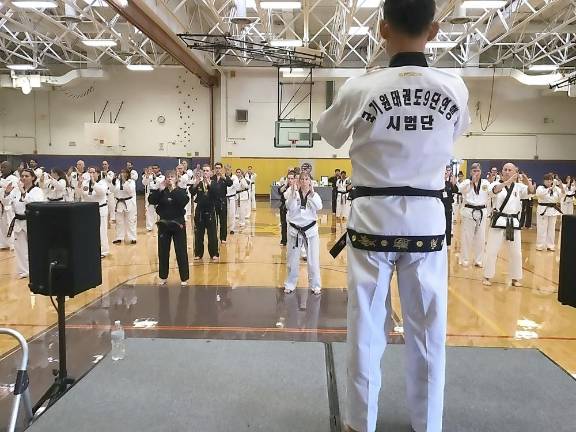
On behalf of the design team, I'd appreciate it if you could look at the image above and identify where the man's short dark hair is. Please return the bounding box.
[214,162,223,168]
[335,169,340,172]
[383,0,436,37]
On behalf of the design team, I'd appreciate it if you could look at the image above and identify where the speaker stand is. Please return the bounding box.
[33,295,75,414]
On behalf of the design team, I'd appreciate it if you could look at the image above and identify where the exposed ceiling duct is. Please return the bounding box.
[0,68,105,94]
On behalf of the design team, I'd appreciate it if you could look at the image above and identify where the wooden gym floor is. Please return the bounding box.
[0,198,575,378]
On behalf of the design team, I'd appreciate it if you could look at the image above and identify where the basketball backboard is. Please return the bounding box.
[275,120,313,148]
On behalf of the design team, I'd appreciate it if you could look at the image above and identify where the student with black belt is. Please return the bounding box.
[112,168,138,245]
[279,171,295,246]
[442,166,458,247]
[148,170,190,286]
[457,162,490,267]
[211,162,233,244]
[4,168,46,278]
[561,175,575,215]
[519,174,535,228]
[190,165,219,261]
[535,173,564,251]
[328,168,341,214]
[45,168,68,202]
[0,161,18,251]
[283,171,322,295]
[81,167,110,258]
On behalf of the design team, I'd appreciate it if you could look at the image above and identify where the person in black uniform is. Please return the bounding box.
[148,170,190,286]
[443,166,458,247]
[279,170,295,246]
[190,164,219,261]
[328,169,341,214]
[519,172,535,228]
[211,162,233,244]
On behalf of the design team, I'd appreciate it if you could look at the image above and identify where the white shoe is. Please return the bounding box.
[547,246,555,252]
[311,287,322,295]
[460,260,469,267]
[511,280,523,287]
[284,287,295,294]
[536,246,544,251]
[159,279,167,285]
[474,261,483,268]
[17,273,28,279]
[482,278,492,286]
[180,281,188,287]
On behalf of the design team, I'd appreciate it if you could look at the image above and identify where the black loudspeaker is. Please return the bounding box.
[27,202,102,297]
[558,215,576,308]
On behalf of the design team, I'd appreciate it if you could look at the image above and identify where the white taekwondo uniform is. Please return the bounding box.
[0,173,19,250]
[535,184,562,250]
[6,185,46,277]
[283,187,322,294]
[112,177,137,243]
[101,170,115,221]
[317,52,470,432]
[336,177,352,219]
[236,177,250,228]
[245,172,257,210]
[458,178,490,266]
[484,181,529,282]
[142,173,165,231]
[70,171,90,202]
[185,169,194,218]
[561,181,575,215]
[227,175,240,233]
[82,178,110,256]
[45,178,67,202]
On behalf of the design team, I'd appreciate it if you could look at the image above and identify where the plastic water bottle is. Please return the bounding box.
[110,320,126,361]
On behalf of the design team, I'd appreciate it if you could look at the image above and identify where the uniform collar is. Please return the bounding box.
[389,52,428,68]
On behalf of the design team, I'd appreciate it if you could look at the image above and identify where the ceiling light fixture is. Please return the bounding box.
[528,64,559,71]
[348,26,370,36]
[126,64,154,71]
[82,39,117,47]
[7,63,37,70]
[426,41,458,48]
[461,1,507,8]
[260,1,301,9]
[270,39,303,47]
[12,0,58,8]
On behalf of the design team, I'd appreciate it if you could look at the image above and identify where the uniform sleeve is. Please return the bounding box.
[518,184,529,200]
[131,170,139,181]
[148,189,161,205]
[224,176,233,187]
[107,171,115,181]
[175,188,190,207]
[317,79,355,149]
[94,182,107,199]
[285,189,299,211]
[308,192,323,211]
[488,181,500,196]
[125,180,136,197]
[535,186,548,200]
[55,179,67,193]
[142,175,150,187]
[453,79,471,140]
[457,179,470,193]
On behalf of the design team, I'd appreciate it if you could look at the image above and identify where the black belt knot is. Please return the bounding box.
[289,221,317,248]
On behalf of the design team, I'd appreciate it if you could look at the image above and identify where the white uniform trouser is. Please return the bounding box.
[185,189,192,217]
[227,197,237,232]
[108,194,115,221]
[14,229,29,276]
[561,200,574,215]
[145,199,157,231]
[284,233,321,291]
[336,195,351,218]
[115,206,137,242]
[238,200,250,227]
[459,211,486,264]
[100,207,110,256]
[251,185,256,209]
[483,228,522,280]
[0,209,14,249]
[346,245,447,432]
[536,214,557,249]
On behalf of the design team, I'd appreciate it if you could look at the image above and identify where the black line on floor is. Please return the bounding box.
[325,342,342,432]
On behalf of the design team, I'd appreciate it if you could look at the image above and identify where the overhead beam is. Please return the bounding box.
[106,0,217,86]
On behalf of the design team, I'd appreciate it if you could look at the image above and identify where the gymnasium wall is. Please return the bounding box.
[219,69,576,160]
[221,157,352,195]
[0,67,210,157]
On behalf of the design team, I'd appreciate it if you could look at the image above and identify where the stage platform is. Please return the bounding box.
[26,340,576,432]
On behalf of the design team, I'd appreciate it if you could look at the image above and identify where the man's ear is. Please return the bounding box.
[427,21,440,41]
[379,20,390,40]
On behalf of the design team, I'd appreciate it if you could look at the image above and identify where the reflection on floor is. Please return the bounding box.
[1,200,576,428]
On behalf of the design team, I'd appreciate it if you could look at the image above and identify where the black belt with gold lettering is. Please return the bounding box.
[7,214,26,238]
[330,186,445,257]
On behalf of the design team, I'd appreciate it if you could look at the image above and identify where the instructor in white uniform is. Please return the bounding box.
[317,1,470,430]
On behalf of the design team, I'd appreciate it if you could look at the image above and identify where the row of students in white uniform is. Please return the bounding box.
[457,163,575,287]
